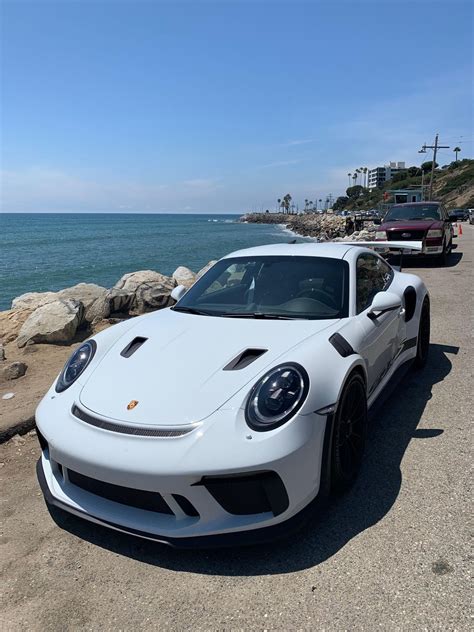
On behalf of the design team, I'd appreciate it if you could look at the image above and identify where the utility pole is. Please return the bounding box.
[418,134,449,201]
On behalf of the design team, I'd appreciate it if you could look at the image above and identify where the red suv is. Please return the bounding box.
[376,202,454,264]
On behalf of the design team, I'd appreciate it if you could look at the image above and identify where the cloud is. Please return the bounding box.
[0,167,223,212]
[281,139,313,147]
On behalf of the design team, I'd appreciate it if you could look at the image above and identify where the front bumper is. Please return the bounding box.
[35,397,328,546]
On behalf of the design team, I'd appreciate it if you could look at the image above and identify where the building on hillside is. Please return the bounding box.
[368,161,406,190]
[388,188,423,204]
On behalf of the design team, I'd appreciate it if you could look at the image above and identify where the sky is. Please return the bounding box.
[1,0,473,213]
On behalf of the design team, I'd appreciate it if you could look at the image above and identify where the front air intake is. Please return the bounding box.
[223,348,267,371]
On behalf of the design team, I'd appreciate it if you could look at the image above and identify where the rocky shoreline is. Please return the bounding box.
[241,212,376,241]
[0,261,216,370]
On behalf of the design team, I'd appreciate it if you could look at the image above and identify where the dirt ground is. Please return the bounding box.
[0,226,473,630]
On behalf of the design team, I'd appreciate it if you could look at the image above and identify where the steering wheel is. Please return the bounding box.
[296,287,338,309]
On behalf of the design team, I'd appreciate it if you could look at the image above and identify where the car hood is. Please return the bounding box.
[79,308,337,426]
[382,219,442,231]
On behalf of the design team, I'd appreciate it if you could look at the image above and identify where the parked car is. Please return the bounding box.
[375,202,454,264]
[449,208,469,222]
[36,241,431,547]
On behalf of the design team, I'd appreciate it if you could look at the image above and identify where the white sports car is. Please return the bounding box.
[36,241,430,547]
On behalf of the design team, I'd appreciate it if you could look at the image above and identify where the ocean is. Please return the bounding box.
[0,213,308,310]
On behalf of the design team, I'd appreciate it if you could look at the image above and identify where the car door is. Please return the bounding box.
[354,253,404,395]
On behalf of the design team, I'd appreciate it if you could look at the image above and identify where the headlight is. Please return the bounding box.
[375,231,387,240]
[245,363,309,431]
[55,340,97,393]
[427,229,443,238]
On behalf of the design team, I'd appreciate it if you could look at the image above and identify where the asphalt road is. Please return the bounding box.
[1,226,472,631]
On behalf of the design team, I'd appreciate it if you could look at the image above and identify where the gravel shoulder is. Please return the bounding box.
[1,227,472,631]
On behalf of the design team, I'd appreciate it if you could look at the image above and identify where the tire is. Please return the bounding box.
[437,240,449,266]
[331,373,368,494]
[414,297,430,369]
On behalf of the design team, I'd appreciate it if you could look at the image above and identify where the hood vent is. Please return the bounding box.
[120,337,148,358]
[223,348,267,371]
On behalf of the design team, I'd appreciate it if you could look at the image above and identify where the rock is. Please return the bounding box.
[196,260,217,279]
[104,288,135,315]
[87,296,111,322]
[172,266,196,288]
[130,277,176,315]
[114,270,173,294]
[0,344,5,361]
[17,299,84,348]
[2,392,15,400]
[0,308,34,344]
[11,291,57,310]
[3,361,27,380]
[91,318,123,335]
[58,283,107,323]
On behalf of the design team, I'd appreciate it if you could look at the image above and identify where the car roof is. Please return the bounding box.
[222,242,360,260]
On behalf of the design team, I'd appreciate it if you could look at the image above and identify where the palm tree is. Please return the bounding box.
[304,198,309,211]
[352,173,357,185]
[453,146,461,162]
[348,173,352,187]
[277,198,281,212]
[318,198,322,212]
[363,167,368,188]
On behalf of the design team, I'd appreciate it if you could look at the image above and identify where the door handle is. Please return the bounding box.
[399,307,406,317]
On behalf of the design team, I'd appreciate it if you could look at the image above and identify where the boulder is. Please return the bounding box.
[104,288,136,315]
[3,361,27,380]
[91,317,123,335]
[172,266,196,288]
[114,270,173,294]
[196,260,217,279]
[58,283,107,323]
[11,291,57,310]
[0,309,34,344]
[17,299,84,348]
[130,277,176,315]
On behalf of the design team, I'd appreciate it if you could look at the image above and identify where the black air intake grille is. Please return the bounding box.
[387,230,425,241]
[67,468,174,514]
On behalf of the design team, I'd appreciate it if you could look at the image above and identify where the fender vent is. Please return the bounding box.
[329,333,355,357]
[120,337,148,358]
[223,348,267,371]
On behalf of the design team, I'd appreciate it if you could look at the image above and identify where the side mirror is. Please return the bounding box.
[170,285,187,302]
[367,291,402,319]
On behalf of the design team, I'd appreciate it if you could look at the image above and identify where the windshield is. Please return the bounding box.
[384,204,441,222]
[174,255,349,320]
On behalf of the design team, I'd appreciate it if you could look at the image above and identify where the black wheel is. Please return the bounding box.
[437,240,450,265]
[414,297,430,369]
[331,373,367,494]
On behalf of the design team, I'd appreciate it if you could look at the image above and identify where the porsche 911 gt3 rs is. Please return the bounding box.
[36,241,430,547]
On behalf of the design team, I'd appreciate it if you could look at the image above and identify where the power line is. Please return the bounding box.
[418,133,450,200]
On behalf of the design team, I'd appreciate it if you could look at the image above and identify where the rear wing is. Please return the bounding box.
[341,240,423,252]
[341,240,423,271]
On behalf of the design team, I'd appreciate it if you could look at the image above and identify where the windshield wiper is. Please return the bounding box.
[171,306,215,316]
[220,312,295,320]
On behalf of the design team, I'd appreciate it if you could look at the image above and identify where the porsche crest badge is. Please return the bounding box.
[127,400,139,410]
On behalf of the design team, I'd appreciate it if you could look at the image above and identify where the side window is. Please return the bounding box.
[356,254,392,314]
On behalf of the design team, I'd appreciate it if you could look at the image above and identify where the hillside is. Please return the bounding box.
[336,159,474,212]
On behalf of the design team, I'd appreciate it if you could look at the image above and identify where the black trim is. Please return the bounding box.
[195,471,289,517]
[401,336,417,352]
[120,337,148,358]
[223,348,267,371]
[67,468,174,515]
[329,333,355,357]
[71,405,195,438]
[172,494,200,517]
